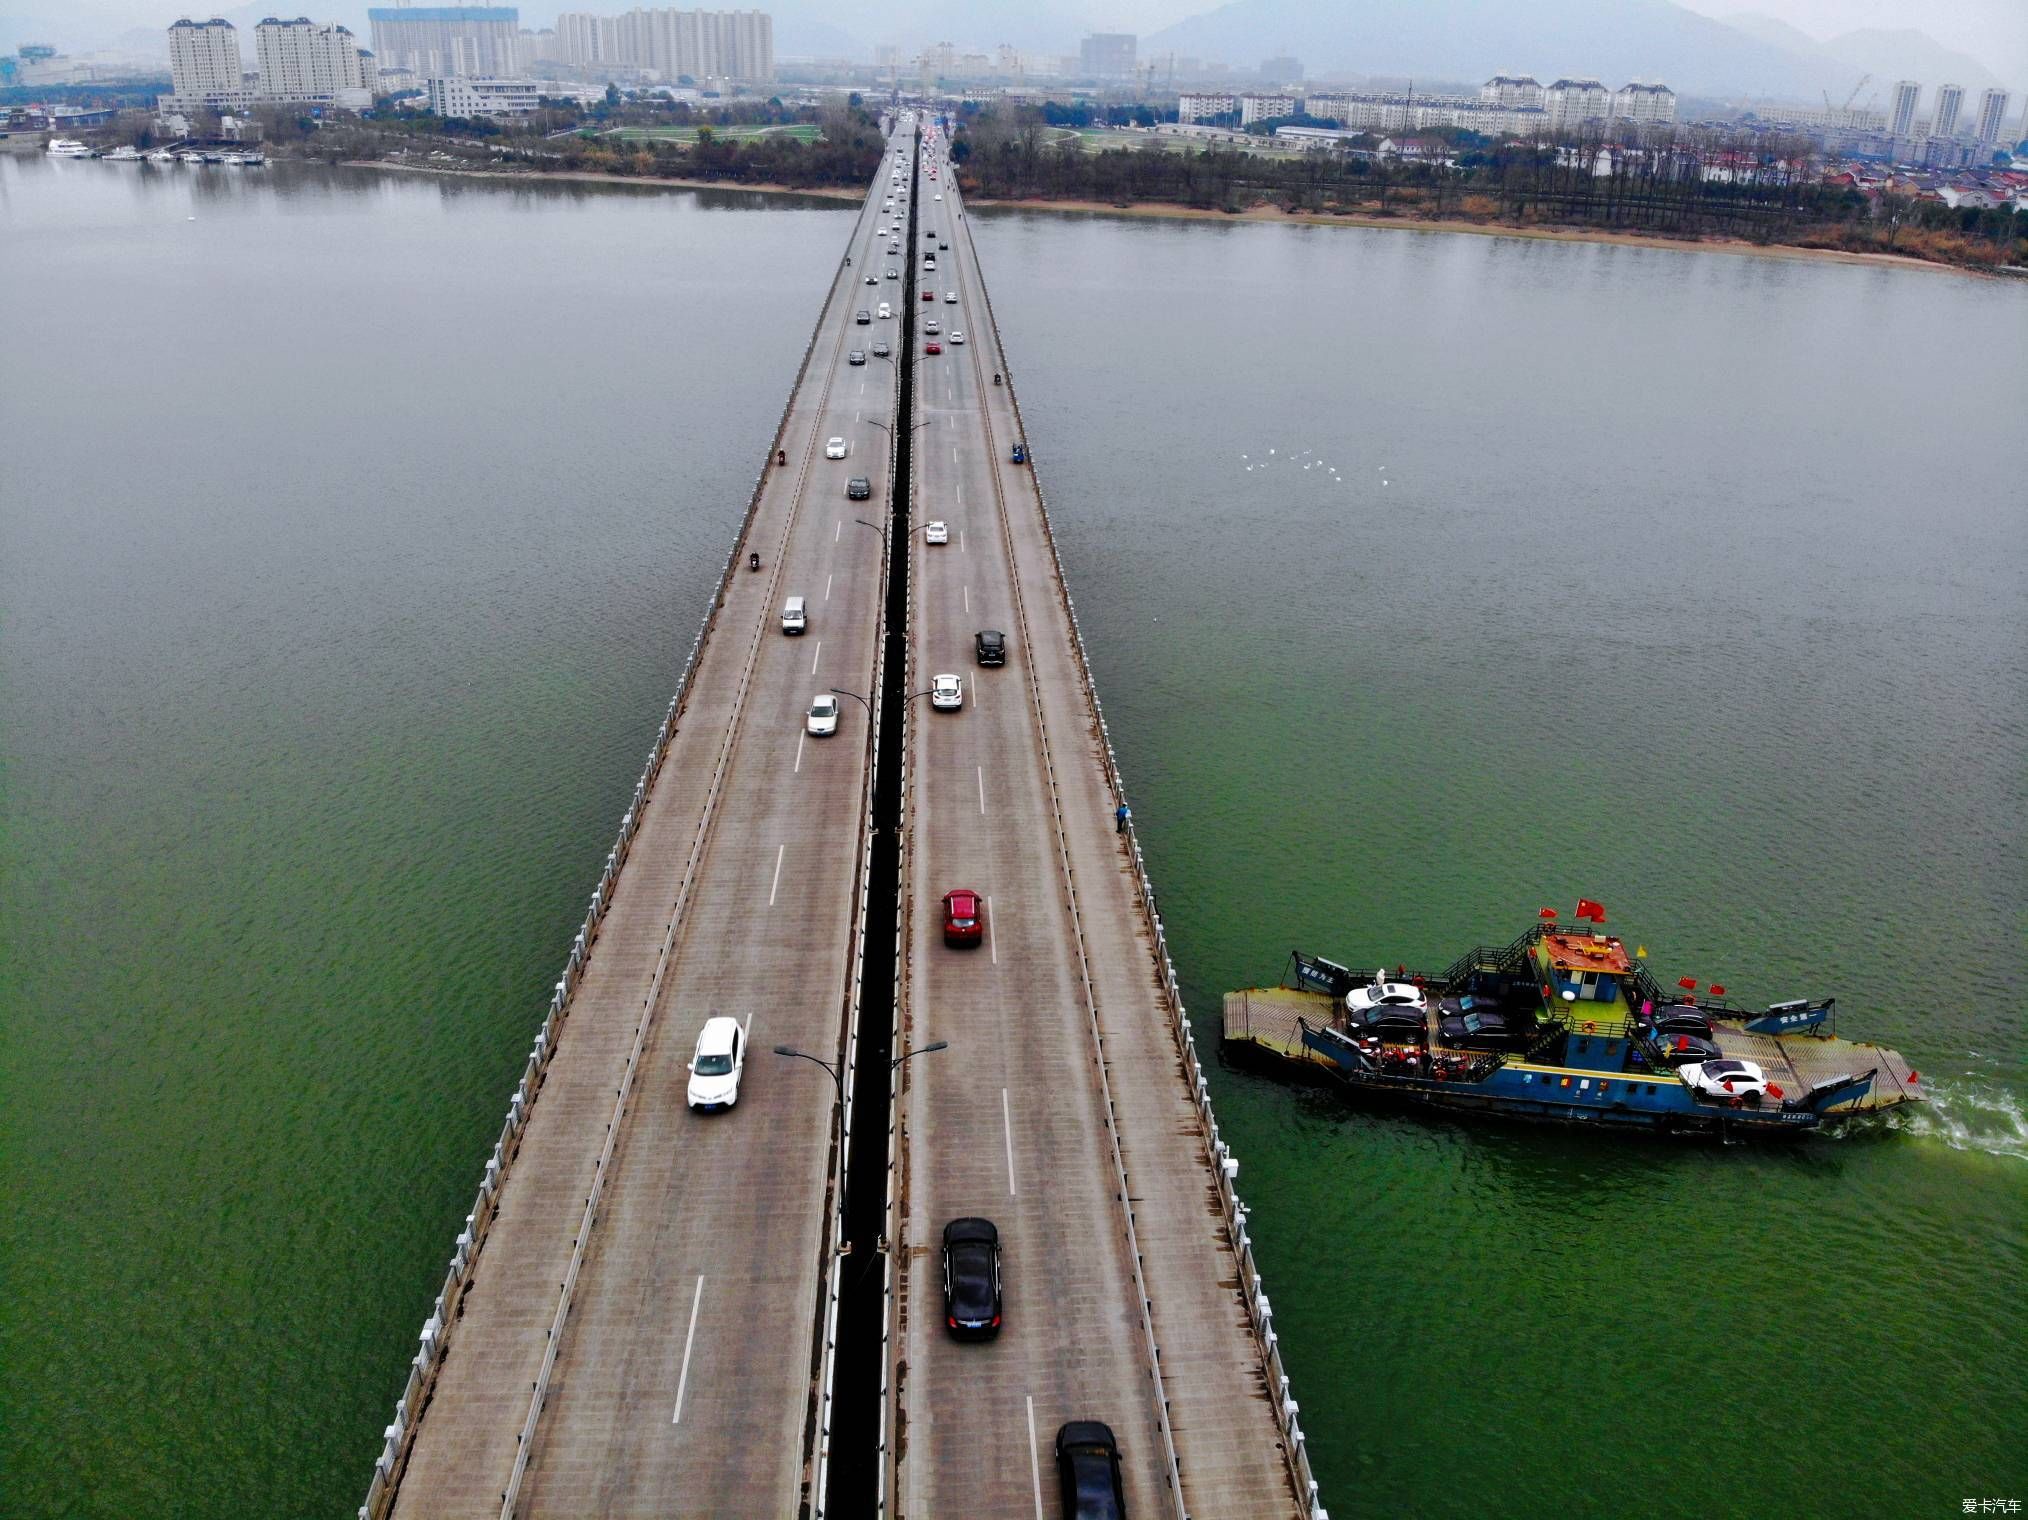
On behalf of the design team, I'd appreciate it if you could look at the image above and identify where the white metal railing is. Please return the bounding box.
[954,200,1328,1520]
[363,173,888,1520]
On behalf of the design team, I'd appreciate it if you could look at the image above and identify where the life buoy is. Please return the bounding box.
[1583,1021,1596,1034]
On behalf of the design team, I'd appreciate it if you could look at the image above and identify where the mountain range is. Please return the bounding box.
[1143,0,2009,100]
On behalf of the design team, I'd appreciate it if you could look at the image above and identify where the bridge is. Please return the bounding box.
[363,115,1324,1520]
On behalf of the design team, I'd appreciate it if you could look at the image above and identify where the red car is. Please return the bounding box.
[922,289,936,301]
[942,889,983,947]
[925,341,942,355]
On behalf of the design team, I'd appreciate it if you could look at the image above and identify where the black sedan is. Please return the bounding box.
[847,477,871,501]
[1436,998,1528,1049]
[940,1217,1001,1339]
[1056,1421,1126,1519]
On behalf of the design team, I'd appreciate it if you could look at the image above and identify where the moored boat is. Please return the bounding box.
[1223,907,1923,1139]
[46,138,94,157]
[105,145,143,161]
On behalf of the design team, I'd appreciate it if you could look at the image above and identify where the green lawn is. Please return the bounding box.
[605,123,822,145]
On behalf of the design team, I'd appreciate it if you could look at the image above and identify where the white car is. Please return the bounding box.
[686,1016,745,1111]
[924,521,950,545]
[1679,1059,1770,1102]
[951,331,965,344]
[931,673,963,710]
[934,192,943,199]
[886,268,899,279]
[945,291,958,303]
[807,694,841,736]
[1345,972,1429,1019]
[825,437,847,459]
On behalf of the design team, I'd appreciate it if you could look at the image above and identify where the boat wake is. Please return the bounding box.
[1897,1078,2028,1162]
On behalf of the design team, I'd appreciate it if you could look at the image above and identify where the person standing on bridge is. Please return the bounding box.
[1115,802,1130,834]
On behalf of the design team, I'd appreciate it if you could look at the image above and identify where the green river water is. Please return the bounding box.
[0,160,2022,1518]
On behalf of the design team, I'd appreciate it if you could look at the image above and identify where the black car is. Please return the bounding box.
[1651,1030,1723,1065]
[847,477,871,500]
[1357,1007,1427,1039]
[872,338,891,356]
[1056,1421,1126,1519]
[1639,1004,1721,1064]
[848,350,866,366]
[940,1217,1001,1339]
[975,629,1005,666]
[855,309,871,324]
[1436,997,1527,1049]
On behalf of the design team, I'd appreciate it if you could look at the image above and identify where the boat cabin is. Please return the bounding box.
[1531,932,1633,1012]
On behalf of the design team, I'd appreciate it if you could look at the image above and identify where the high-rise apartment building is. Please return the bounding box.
[552,9,773,82]
[1610,81,1675,124]
[1932,82,1964,137]
[167,17,251,110]
[1480,74,1544,109]
[368,6,518,78]
[1888,79,1920,137]
[1972,87,2009,143]
[255,17,373,106]
[1543,77,1610,131]
[1078,32,1135,80]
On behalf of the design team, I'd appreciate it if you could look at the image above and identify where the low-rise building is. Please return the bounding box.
[1239,92,1295,126]
[426,74,540,116]
[1177,91,1236,124]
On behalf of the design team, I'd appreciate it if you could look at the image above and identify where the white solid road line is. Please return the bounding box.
[670,1274,705,1425]
[811,639,823,675]
[795,732,806,774]
[977,765,985,815]
[987,894,997,964]
[1002,1087,1017,1196]
[1025,1395,1044,1520]
[769,843,785,907]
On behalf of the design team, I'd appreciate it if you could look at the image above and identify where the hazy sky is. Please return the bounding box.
[1680,0,2025,80]
[23,0,2028,80]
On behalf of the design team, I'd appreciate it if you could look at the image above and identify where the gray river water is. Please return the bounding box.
[2,156,2023,1517]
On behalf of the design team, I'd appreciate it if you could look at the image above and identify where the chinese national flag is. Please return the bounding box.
[1575,898,1606,923]
[1677,977,1699,991]
[1538,907,1558,920]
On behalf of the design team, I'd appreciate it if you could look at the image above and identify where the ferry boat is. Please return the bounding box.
[104,145,143,161]
[147,148,178,163]
[46,138,94,157]
[1222,907,1923,1139]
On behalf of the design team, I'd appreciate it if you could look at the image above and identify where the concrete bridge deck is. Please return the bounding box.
[374,118,1314,1520]
[892,137,1306,1520]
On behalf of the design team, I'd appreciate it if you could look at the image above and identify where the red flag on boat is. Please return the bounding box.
[1709,984,1727,998]
[1539,907,1559,920]
[1908,1070,1920,1083]
[1768,1083,1784,1099]
[1677,977,1698,991]
[1675,1035,1689,1051]
[1574,898,1606,922]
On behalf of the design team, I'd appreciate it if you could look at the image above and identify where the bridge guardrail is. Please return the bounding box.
[960,201,1327,1520]
[362,192,875,1520]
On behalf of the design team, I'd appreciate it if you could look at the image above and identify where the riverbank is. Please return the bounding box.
[965,193,2002,276]
[344,158,867,201]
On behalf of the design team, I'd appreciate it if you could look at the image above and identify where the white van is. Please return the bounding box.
[781,596,807,635]
[878,302,892,320]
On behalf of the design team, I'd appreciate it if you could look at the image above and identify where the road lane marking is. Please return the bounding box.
[769,844,785,906]
[977,766,985,815]
[811,640,823,675]
[963,585,969,613]
[960,530,966,555]
[826,573,833,601]
[956,483,961,505]
[795,732,806,773]
[987,895,996,964]
[835,520,842,543]
[1003,1088,1017,1196]
[671,1275,705,1424]
[1025,1396,1043,1520]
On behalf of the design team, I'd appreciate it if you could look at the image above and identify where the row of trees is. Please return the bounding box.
[952,107,2026,267]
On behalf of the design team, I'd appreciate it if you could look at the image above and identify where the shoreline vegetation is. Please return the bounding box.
[255,94,2021,276]
[342,158,2001,278]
